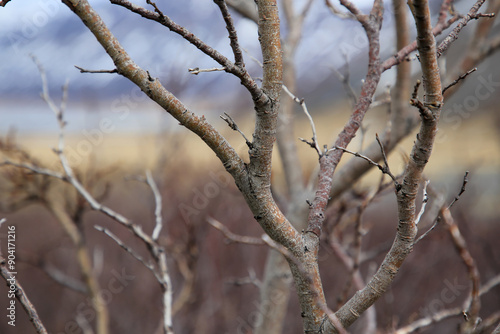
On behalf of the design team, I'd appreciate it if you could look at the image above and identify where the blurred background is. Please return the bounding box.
[0,0,499,333]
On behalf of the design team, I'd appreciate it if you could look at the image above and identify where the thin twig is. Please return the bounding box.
[411,79,421,99]
[442,68,477,94]
[188,67,226,75]
[94,226,157,274]
[75,66,118,74]
[31,55,62,117]
[220,112,253,148]
[436,0,492,58]
[214,0,245,67]
[478,274,500,296]
[94,224,173,334]
[282,85,322,156]
[395,307,462,334]
[409,79,433,120]
[441,206,481,328]
[146,0,163,16]
[413,219,439,245]
[207,217,265,245]
[374,134,400,189]
[0,159,66,180]
[207,219,307,298]
[158,249,174,334]
[330,135,400,190]
[330,145,378,166]
[448,171,469,209]
[415,180,430,225]
[381,14,460,72]
[414,171,469,245]
[110,0,266,105]
[369,94,391,109]
[28,59,111,334]
[146,170,163,241]
[395,275,500,334]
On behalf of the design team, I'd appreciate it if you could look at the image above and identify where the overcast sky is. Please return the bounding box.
[0,0,385,99]
[2,0,489,135]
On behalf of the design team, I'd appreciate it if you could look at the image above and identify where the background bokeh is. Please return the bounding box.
[1,0,499,333]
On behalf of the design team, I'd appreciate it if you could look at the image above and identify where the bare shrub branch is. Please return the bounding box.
[0,225,48,334]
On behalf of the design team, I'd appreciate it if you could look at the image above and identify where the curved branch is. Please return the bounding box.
[436,0,490,58]
[214,0,245,67]
[63,0,248,190]
[335,0,443,328]
[307,0,383,237]
[109,0,267,106]
[63,0,300,256]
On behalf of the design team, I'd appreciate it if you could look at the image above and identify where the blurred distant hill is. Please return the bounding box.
[3,1,494,99]
[0,0,499,123]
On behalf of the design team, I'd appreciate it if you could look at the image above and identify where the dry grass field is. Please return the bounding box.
[10,100,500,216]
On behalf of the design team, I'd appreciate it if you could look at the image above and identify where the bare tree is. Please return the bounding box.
[1,0,500,333]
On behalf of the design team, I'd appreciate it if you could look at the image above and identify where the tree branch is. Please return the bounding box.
[75,65,117,74]
[441,206,481,331]
[214,0,245,68]
[437,0,493,58]
[207,217,265,246]
[334,0,443,327]
[0,251,48,334]
[395,274,500,334]
[282,85,321,156]
[381,4,458,72]
[62,0,248,202]
[307,0,383,238]
[442,68,477,94]
[109,0,266,106]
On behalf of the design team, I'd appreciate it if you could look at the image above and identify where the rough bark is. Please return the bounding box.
[333,0,443,328]
[256,1,310,331]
